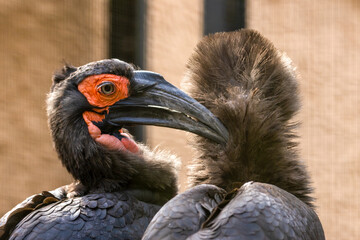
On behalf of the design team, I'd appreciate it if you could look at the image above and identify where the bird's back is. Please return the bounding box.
[143,182,325,240]
[189,182,325,240]
[7,191,160,240]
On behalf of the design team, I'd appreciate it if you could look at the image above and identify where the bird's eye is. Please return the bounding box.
[98,82,116,95]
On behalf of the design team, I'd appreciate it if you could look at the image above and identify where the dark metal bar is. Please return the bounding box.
[109,0,147,142]
[204,0,246,35]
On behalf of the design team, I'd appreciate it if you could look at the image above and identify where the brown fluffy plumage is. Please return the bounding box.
[185,29,314,207]
[142,30,324,240]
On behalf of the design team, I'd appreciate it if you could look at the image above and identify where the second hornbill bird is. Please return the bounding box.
[142,30,325,239]
[0,59,228,239]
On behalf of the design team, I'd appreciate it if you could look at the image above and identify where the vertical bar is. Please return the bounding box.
[204,0,246,35]
[132,0,147,142]
[109,0,146,143]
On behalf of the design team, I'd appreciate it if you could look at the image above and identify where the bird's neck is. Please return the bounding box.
[187,88,313,206]
[50,113,178,205]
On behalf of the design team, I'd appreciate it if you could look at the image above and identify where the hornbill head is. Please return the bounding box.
[47,59,228,194]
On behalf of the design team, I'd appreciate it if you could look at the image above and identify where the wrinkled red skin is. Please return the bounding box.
[79,74,139,154]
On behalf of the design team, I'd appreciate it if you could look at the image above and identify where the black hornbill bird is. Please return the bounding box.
[142,30,325,239]
[0,59,227,239]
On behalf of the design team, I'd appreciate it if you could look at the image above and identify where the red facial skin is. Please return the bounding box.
[78,74,139,154]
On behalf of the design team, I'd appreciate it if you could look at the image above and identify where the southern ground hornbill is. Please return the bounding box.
[142,30,325,239]
[0,59,227,239]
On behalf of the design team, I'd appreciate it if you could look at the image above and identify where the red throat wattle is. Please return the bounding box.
[78,74,139,154]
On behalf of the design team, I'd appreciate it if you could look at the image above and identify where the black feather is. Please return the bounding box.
[52,64,77,85]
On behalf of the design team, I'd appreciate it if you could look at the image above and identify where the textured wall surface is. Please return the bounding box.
[146,0,204,191]
[247,1,360,239]
[0,0,108,214]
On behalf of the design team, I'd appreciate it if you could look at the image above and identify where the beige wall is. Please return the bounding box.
[247,0,360,239]
[0,0,108,214]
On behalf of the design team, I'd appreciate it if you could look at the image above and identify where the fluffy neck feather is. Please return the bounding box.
[185,29,314,207]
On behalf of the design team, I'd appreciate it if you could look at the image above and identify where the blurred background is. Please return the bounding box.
[0,0,358,239]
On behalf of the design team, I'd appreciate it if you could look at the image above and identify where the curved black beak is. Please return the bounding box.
[103,70,229,145]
